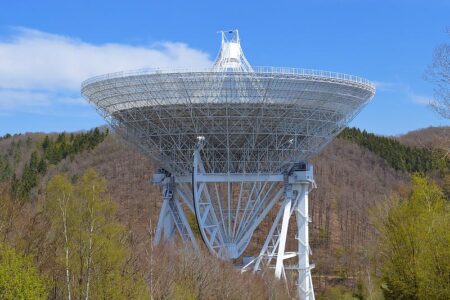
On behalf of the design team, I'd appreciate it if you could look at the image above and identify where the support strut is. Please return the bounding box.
[242,163,316,300]
[153,151,316,299]
[152,170,199,251]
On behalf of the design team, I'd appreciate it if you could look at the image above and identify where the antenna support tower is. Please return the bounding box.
[81,30,375,300]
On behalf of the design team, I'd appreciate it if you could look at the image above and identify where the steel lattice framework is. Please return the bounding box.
[81,30,375,300]
[82,67,374,173]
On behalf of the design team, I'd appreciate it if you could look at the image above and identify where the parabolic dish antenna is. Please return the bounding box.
[82,30,375,300]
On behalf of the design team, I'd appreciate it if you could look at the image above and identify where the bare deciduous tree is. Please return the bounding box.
[425,30,450,119]
[47,175,74,300]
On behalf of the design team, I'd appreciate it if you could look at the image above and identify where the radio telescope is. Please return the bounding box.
[81,30,375,300]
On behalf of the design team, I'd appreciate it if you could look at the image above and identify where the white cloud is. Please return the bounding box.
[373,80,432,106]
[408,93,431,105]
[0,27,213,92]
[0,89,91,116]
[373,81,398,92]
[0,27,213,114]
[0,89,52,110]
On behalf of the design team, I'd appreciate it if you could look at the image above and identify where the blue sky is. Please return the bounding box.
[0,0,448,136]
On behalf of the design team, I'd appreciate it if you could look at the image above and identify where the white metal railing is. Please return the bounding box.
[81,66,375,90]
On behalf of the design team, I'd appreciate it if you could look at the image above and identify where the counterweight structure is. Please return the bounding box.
[81,30,375,300]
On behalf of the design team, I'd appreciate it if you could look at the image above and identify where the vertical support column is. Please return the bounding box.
[245,163,315,300]
[295,183,313,300]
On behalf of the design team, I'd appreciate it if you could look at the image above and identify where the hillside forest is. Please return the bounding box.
[0,126,448,299]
